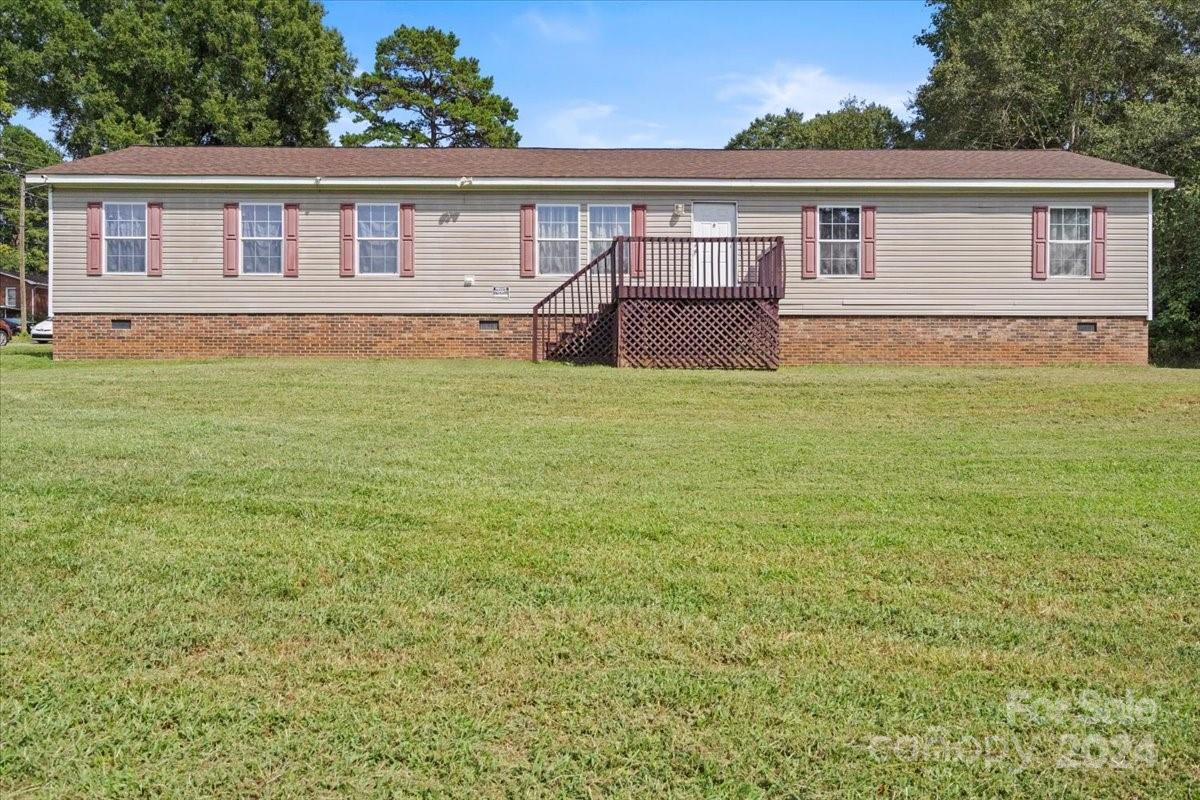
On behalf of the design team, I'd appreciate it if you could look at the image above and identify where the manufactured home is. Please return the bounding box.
[28,147,1172,366]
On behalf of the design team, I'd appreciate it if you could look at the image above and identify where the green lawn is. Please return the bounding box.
[1,349,1198,798]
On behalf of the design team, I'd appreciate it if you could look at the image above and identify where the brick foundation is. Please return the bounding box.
[779,316,1148,366]
[53,313,1147,366]
[53,313,533,360]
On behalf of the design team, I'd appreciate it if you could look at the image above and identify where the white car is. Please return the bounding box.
[31,317,53,344]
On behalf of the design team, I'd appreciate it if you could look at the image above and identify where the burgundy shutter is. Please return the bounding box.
[860,205,876,280]
[1091,206,1106,280]
[223,203,239,276]
[1031,206,1048,280]
[630,204,646,278]
[339,204,355,277]
[146,202,163,277]
[400,203,415,277]
[519,204,535,277]
[86,202,102,276]
[283,203,299,278]
[802,205,817,279]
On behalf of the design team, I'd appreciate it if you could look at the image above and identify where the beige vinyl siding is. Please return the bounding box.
[742,193,1149,316]
[51,188,1149,317]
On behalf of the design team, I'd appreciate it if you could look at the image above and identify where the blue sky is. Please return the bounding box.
[15,0,937,150]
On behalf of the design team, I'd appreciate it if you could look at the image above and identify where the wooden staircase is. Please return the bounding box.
[532,236,786,369]
[545,302,617,364]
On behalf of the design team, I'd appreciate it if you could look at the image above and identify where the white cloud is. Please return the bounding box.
[327,109,364,146]
[521,8,595,44]
[542,103,616,147]
[718,63,911,120]
[329,100,696,150]
[534,102,691,148]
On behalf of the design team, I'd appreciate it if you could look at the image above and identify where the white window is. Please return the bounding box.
[537,205,579,275]
[1049,207,1091,277]
[241,203,283,274]
[818,207,860,277]
[587,205,631,261]
[4,287,16,308]
[104,202,147,273]
[357,203,399,274]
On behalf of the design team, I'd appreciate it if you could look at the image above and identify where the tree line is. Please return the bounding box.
[1,0,1196,362]
[727,0,1198,365]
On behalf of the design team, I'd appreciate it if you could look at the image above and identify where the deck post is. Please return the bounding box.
[615,294,625,367]
[531,307,539,362]
[614,239,625,367]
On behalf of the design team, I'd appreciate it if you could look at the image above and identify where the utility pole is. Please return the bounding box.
[18,173,27,334]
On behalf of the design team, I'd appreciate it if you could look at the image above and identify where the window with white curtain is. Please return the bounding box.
[1049,207,1091,277]
[104,202,147,273]
[587,205,631,260]
[357,203,399,274]
[537,205,579,275]
[818,206,860,277]
[241,203,283,274]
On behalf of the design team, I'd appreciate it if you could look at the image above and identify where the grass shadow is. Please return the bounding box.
[2,343,53,359]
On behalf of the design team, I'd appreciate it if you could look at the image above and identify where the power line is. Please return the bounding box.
[0,155,60,171]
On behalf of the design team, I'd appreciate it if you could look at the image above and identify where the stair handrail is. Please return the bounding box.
[531,241,619,362]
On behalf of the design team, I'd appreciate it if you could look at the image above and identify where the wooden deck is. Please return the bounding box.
[532,236,786,369]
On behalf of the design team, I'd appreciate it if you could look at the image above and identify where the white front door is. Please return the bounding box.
[691,203,737,286]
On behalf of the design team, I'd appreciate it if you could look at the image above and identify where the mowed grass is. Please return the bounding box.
[1,349,1198,799]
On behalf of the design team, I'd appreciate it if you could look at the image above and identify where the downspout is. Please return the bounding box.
[1146,190,1154,322]
[47,183,53,318]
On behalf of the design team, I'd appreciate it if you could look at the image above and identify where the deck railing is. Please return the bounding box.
[531,236,787,362]
[613,235,786,298]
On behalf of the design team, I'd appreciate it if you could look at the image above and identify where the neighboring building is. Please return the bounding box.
[0,270,49,324]
[28,147,1172,366]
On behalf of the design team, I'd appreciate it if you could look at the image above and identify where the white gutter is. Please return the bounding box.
[24,173,1176,191]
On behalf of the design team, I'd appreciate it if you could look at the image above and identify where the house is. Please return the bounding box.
[27,147,1173,366]
[0,270,49,323]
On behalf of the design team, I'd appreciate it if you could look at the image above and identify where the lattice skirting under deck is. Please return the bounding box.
[617,298,780,369]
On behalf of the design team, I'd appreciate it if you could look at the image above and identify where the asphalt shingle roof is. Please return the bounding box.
[35,146,1171,182]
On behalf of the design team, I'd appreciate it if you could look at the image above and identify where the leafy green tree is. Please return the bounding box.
[0,123,61,275]
[341,26,519,147]
[0,71,13,125]
[727,98,912,150]
[911,0,1200,364]
[1,0,355,158]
